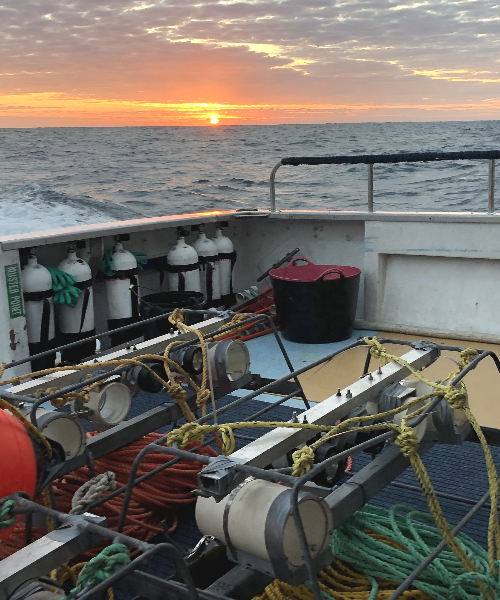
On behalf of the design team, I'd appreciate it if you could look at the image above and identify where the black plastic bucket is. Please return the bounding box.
[140,291,205,340]
[270,257,361,344]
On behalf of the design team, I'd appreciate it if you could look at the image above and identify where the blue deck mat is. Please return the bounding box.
[105,388,498,591]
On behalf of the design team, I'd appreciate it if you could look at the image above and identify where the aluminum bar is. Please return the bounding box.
[7,315,228,397]
[230,347,438,468]
[117,570,228,600]
[54,395,197,479]
[0,515,105,600]
[325,440,435,526]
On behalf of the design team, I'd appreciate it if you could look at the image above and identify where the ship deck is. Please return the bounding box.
[110,328,500,590]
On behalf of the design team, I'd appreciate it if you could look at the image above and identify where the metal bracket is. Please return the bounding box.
[0,515,105,600]
[197,456,246,502]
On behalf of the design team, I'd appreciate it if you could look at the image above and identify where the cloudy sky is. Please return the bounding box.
[1,0,499,125]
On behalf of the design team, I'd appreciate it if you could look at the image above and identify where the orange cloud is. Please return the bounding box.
[1,92,499,126]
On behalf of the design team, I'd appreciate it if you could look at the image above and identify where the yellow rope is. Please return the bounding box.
[361,337,498,595]
[0,311,249,423]
[253,558,434,600]
[161,309,252,420]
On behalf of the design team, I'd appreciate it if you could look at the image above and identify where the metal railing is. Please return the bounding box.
[269,150,500,213]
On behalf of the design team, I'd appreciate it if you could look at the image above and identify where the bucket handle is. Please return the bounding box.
[289,256,314,267]
[321,268,345,280]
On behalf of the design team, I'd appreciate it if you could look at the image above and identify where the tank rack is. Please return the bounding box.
[1,321,499,600]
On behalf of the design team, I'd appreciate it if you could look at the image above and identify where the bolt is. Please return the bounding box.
[303,415,308,424]
[346,389,352,399]
[378,366,382,374]
[336,388,342,397]
[291,412,299,423]
[368,373,373,380]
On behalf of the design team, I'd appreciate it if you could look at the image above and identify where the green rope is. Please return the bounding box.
[0,500,17,537]
[46,267,82,307]
[331,504,500,600]
[62,543,130,599]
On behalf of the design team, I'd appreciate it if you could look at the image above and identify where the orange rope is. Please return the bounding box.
[0,434,218,561]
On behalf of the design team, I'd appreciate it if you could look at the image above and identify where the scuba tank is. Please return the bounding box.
[105,242,140,346]
[21,255,56,372]
[166,235,201,293]
[56,249,95,363]
[193,228,222,307]
[212,225,236,306]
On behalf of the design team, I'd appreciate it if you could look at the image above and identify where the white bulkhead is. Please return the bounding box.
[105,242,137,320]
[21,256,55,345]
[193,231,221,305]
[212,227,235,298]
[166,237,201,293]
[57,250,95,334]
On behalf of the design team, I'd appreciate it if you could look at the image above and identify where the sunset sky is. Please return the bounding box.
[1,0,499,126]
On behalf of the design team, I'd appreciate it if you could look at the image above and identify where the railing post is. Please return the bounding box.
[367,163,374,212]
[488,159,495,214]
[270,161,283,212]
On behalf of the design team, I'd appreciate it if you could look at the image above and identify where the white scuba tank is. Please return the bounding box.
[193,231,221,306]
[212,227,236,303]
[105,242,138,322]
[166,237,201,293]
[57,250,95,334]
[21,256,56,369]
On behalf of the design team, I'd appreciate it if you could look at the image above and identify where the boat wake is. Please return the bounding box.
[0,184,141,236]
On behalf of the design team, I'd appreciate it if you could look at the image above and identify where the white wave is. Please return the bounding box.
[0,184,118,235]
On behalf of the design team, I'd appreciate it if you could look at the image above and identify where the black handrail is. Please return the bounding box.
[281,150,500,166]
[270,150,499,212]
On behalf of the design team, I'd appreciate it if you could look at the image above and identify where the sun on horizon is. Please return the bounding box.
[210,114,219,124]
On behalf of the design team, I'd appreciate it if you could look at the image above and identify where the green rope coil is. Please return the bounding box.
[331,504,500,600]
[63,543,130,599]
[0,500,17,535]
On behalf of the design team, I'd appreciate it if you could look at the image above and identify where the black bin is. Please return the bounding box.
[270,257,360,344]
[140,291,205,340]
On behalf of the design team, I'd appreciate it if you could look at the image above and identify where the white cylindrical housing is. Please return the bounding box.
[167,237,201,293]
[57,251,95,334]
[212,228,235,297]
[33,408,86,459]
[196,478,333,570]
[193,232,221,303]
[71,381,131,426]
[105,242,138,320]
[21,257,55,344]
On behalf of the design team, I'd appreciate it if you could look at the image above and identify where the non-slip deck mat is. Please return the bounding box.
[115,390,498,592]
[56,386,498,596]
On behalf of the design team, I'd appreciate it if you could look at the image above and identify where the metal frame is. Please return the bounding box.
[1,336,500,600]
[269,150,500,213]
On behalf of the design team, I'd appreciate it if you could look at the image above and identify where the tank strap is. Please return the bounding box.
[178,272,185,291]
[165,262,199,273]
[74,278,93,291]
[106,267,139,281]
[206,262,213,302]
[74,279,93,333]
[218,251,237,261]
[218,251,237,294]
[79,288,91,333]
[198,255,219,264]
[23,289,54,301]
[40,298,51,344]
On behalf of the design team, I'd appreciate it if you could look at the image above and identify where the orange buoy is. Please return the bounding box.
[0,409,38,540]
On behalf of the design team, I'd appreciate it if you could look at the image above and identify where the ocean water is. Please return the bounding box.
[0,121,499,235]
